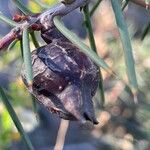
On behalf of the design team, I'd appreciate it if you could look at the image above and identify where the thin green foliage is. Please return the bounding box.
[23,28,38,114]
[90,0,102,16]
[83,4,105,106]
[0,12,18,27]
[0,87,34,150]
[53,17,112,74]
[21,33,38,115]
[8,39,18,51]
[22,26,33,85]
[20,39,24,58]
[141,22,150,40]
[32,0,50,9]
[30,32,40,115]
[11,0,32,15]
[30,32,40,48]
[111,0,138,90]
[83,5,97,53]
[31,95,38,115]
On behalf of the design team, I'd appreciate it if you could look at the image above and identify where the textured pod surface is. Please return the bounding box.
[22,28,99,124]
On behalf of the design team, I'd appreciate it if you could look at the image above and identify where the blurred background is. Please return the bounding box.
[0,0,150,150]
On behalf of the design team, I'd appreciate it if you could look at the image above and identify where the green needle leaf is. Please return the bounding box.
[30,32,40,48]
[23,29,38,114]
[22,26,33,85]
[8,39,19,51]
[83,4,105,106]
[12,0,32,15]
[90,0,102,17]
[0,12,18,27]
[141,22,150,40]
[0,86,34,150]
[32,0,50,9]
[54,17,112,74]
[111,0,138,90]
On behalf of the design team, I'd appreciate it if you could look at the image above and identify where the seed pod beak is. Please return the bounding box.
[59,83,98,124]
[81,83,99,125]
[58,83,83,119]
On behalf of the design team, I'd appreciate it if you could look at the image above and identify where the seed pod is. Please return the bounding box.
[22,27,99,124]
[61,0,76,5]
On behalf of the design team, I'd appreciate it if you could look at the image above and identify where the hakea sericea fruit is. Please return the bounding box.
[22,27,99,124]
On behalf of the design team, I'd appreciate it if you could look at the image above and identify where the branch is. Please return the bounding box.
[39,0,89,29]
[0,0,89,51]
[0,29,20,50]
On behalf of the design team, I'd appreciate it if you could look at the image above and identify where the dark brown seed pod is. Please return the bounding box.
[22,27,99,124]
[61,0,76,5]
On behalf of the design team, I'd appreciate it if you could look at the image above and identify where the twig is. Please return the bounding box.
[22,26,33,85]
[0,0,89,50]
[54,16,112,73]
[54,119,69,150]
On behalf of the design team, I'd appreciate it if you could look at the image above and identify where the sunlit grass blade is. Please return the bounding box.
[0,86,34,150]
[111,0,138,91]
[0,12,18,27]
[141,22,150,40]
[83,4,105,106]
[54,17,112,74]
[22,26,33,85]
[11,0,32,15]
[32,0,50,9]
[90,0,102,16]
[30,32,40,48]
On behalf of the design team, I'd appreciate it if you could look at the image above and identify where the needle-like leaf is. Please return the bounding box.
[0,86,34,150]
[111,0,138,91]
[90,0,102,16]
[22,26,33,85]
[30,32,40,48]
[54,17,112,74]
[83,4,105,106]
[11,0,32,15]
[32,0,50,9]
[7,39,19,51]
[0,12,18,27]
[30,32,40,114]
